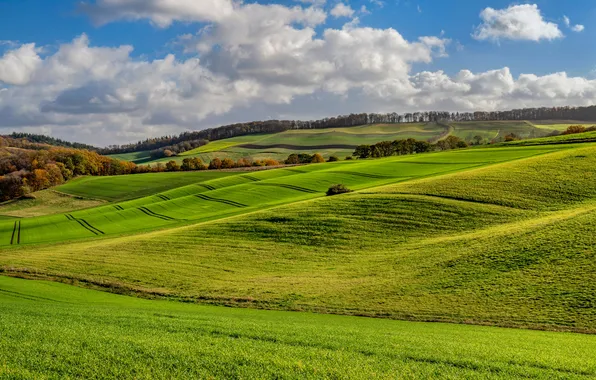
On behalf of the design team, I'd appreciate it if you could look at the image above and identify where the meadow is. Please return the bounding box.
[0,145,569,247]
[2,275,596,379]
[113,120,562,166]
[2,143,596,332]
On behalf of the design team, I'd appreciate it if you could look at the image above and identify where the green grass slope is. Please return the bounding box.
[117,120,562,166]
[2,143,595,331]
[0,145,566,247]
[2,275,596,379]
[57,171,239,201]
[0,190,105,218]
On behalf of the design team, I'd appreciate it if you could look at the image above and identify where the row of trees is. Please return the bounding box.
[284,153,325,165]
[144,157,283,173]
[99,105,596,155]
[353,136,467,159]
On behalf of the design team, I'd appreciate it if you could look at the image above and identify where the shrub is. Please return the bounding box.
[345,156,353,160]
[326,184,352,196]
[563,125,586,135]
[209,158,222,170]
[311,153,325,163]
[327,156,339,162]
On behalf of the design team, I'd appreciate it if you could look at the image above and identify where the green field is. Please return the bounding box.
[0,190,105,218]
[2,275,596,379]
[0,145,571,247]
[56,171,239,201]
[111,120,573,166]
[3,139,596,377]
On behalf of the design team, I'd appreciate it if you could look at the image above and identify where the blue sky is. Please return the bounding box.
[0,0,594,145]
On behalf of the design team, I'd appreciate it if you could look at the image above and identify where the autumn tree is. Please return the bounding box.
[311,153,325,163]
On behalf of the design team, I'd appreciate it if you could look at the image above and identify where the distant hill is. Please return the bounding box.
[4,133,98,151]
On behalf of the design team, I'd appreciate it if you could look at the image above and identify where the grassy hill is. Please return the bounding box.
[3,139,596,377]
[0,145,570,247]
[1,142,596,331]
[112,120,568,166]
[2,275,596,379]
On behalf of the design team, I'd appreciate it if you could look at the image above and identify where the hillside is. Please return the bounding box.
[1,142,595,332]
[2,275,595,379]
[0,144,569,247]
[111,120,578,166]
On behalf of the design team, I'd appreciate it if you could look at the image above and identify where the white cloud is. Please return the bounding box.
[473,4,563,42]
[563,16,584,33]
[2,1,596,146]
[80,0,235,27]
[330,3,354,18]
[0,44,42,85]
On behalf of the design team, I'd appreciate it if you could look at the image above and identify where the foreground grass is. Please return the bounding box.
[3,145,596,331]
[0,190,104,218]
[1,276,596,379]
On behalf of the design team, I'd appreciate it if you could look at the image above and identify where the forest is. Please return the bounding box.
[0,136,136,201]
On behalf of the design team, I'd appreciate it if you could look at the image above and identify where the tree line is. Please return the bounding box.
[352,136,467,159]
[99,105,596,155]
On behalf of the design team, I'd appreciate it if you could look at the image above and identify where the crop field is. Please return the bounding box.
[2,275,596,379]
[0,145,569,248]
[531,120,596,131]
[111,120,583,166]
[0,190,105,218]
[3,141,596,378]
[56,171,239,201]
[503,131,596,146]
[2,143,595,329]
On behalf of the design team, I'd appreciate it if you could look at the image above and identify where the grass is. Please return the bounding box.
[2,143,596,331]
[0,190,105,218]
[2,275,596,379]
[56,171,240,202]
[0,145,569,247]
[450,120,546,141]
[107,150,152,164]
[502,131,596,146]
[117,120,568,166]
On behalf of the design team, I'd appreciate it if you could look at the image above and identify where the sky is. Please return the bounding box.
[0,0,594,146]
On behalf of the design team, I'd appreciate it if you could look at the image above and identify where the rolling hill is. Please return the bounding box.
[2,275,595,379]
[1,142,595,331]
[3,134,596,377]
[109,120,582,165]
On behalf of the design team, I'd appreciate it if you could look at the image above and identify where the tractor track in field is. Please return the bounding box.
[197,184,216,191]
[195,194,247,208]
[241,175,261,182]
[137,207,177,222]
[253,183,319,194]
[10,221,21,245]
[114,205,124,211]
[156,194,170,202]
[65,214,105,235]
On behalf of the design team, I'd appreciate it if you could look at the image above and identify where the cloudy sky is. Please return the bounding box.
[0,0,594,146]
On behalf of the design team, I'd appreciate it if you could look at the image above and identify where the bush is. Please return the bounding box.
[345,156,353,160]
[326,184,352,196]
[327,156,339,162]
[563,125,586,135]
[311,153,325,163]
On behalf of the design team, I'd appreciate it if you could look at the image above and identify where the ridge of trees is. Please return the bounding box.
[98,105,596,155]
[6,133,98,151]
